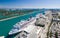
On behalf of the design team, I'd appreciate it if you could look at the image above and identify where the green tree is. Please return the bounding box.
[55,32,58,38]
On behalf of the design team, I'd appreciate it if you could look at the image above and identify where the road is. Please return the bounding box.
[48,18,60,38]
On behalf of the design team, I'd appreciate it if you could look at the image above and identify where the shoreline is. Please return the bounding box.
[0,11,38,21]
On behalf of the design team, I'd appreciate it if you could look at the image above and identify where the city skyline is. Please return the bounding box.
[0,0,60,8]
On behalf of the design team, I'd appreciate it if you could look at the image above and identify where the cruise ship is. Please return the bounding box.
[9,16,36,35]
[8,13,42,35]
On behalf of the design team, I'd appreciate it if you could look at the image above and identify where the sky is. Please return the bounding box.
[0,0,60,8]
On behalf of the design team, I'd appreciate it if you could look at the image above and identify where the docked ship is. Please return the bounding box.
[8,13,42,35]
[9,16,36,35]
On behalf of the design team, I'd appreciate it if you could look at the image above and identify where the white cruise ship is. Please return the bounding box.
[9,17,36,35]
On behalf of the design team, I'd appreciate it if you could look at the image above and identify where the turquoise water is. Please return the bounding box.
[0,11,44,37]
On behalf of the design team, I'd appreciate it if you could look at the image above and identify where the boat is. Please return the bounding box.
[9,17,36,35]
[8,13,44,35]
